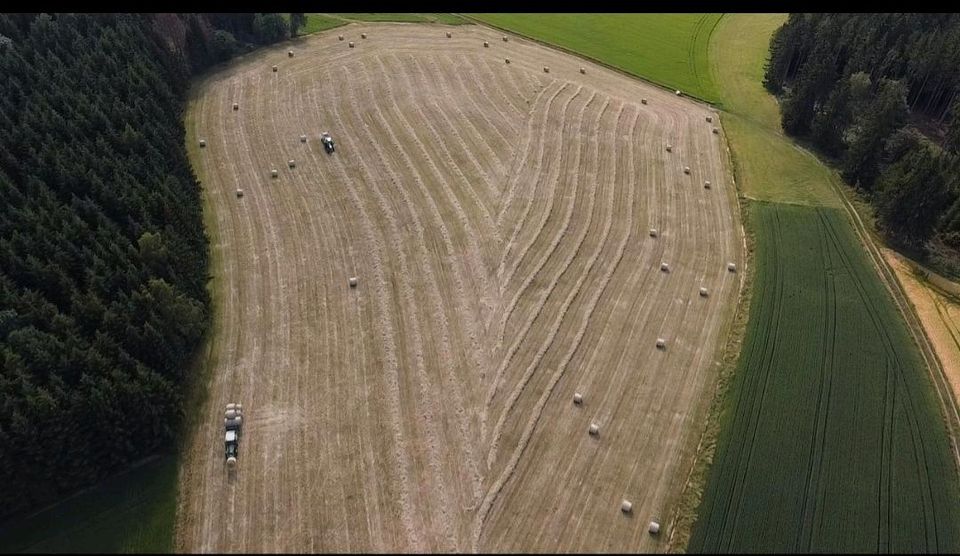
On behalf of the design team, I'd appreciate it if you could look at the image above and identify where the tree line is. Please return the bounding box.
[0,13,299,520]
[764,13,960,253]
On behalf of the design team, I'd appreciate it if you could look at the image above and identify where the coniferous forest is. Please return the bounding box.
[765,13,960,254]
[0,12,295,519]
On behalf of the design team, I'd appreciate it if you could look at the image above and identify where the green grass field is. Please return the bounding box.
[469,14,722,103]
[708,14,841,206]
[0,456,179,553]
[299,14,347,36]
[688,203,960,552]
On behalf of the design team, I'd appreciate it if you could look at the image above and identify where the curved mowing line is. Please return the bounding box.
[473,101,636,551]
[485,99,618,466]
[483,88,594,431]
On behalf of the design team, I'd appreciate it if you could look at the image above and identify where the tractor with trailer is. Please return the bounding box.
[321,132,335,154]
[224,403,243,470]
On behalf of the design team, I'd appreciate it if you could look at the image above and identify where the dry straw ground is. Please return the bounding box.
[177,23,743,552]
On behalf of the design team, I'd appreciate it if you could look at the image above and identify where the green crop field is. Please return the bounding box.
[469,13,722,103]
[688,203,960,552]
[0,456,179,553]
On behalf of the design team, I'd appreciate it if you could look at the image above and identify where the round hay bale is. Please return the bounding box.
[580,67,586,74]
[660,262,669,272]
[349,276,358,288]
[288,159,296,168]
[446,31,452,38]
[588,423,600,436]
[656,338,666,349]
[235,403,243,413]
[706,115,713,123]
[727,262,737,272]
[272,65,278,72]
[704,181,711,189]
[621,500,633,514]
[300,134,307,143]
[675,89,682,96]
[288,50,294,57]
[199,139,206,147]
[483,41,489,47]
[227,456,237,467]
[543,66,550,73]
[505,58,510,64]
[641,98,648,105]
[712,127,719,134]
[666,144,672,152]
[271,169,278,178]
[573,392,583,405]
[700,287,709,297]
[349,41,355,48]
[361,33,367,39]
[502,35,509,42]
[226,403,237,411]
[339,34,344,41]
[683,166,691,174]
[225,409,237,419]
[649,228,658,238]
[233,102,239,111]
[649,521,661,535]
[236,189,243,198]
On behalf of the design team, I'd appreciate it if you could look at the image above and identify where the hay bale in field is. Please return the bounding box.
[233,102,239,110]
[704,181,711,189]
[446,31,452,38]
[706,115,713,123]
[683,166,691,174]
[300,134,307,143]
[199,139,206,147]
[700,287,709,297]
[588,423,599,436]
[543,66,550,73]
[621,500,633,514]
[236,189,243,198]
[271,169,278,178]
[288,50,294,57]
[339,34,344,41]
[580,67,586,74]
[272,65,278,72]
[656,338,666,349]
[361,33,367,39]
[675,90,682,96]
[349,41,355,48]
[712,127,719,134]
[483,41,489,47]
[649,228,658,237]
[349,276,358,288]
[666,144,672,152]
[728,262,737,272]
[288,159,296,168]
[649,521,661,534]
[573,392,583,405]
[502,35,509,42]
[641,98,648,105]
[505,58,510,64]
[661,262,669,272]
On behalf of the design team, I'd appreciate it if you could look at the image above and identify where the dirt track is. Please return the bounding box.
[177,23,743,552]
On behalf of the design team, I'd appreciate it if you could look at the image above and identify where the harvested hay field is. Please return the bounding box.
[178,23,743,552]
